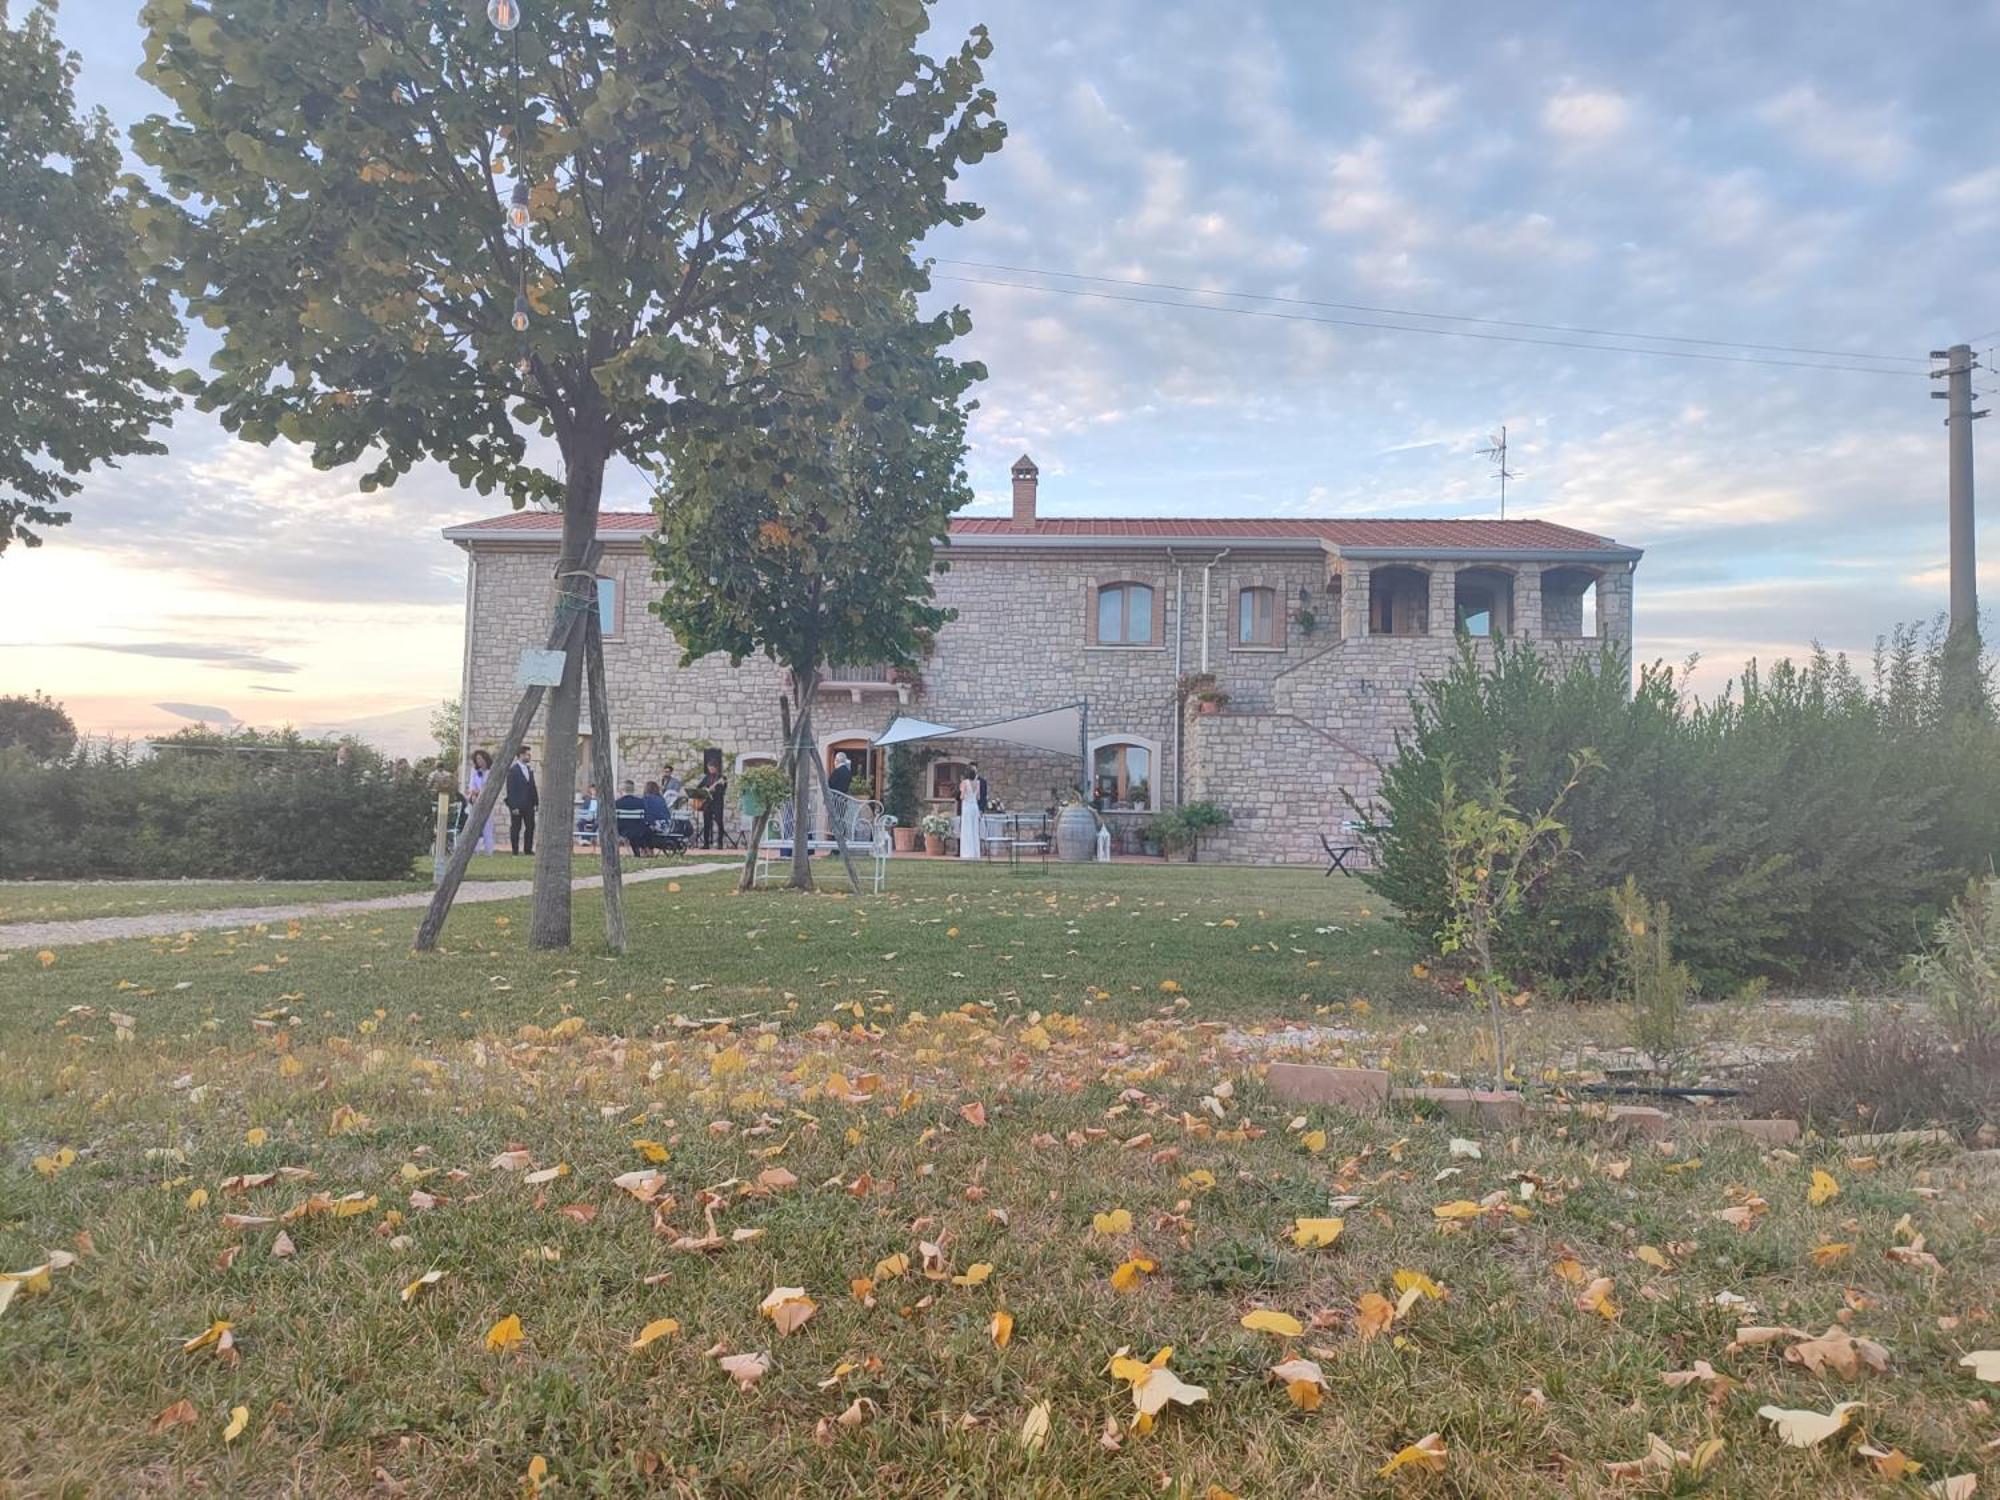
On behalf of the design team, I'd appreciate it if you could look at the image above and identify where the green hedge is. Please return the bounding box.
[1360,630,1999,991]
[0,742,431,880]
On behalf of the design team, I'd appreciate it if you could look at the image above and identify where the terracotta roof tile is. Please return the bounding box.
[447,511,1628,552]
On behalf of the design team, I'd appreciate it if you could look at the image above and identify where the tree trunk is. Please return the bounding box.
[788,678,816,892]
[583,609,626,954]
[530,438,609,949]
[413,541,603,953]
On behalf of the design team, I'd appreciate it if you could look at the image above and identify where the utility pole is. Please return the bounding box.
[1931,344,1987,714]
[1931,345,1985,635]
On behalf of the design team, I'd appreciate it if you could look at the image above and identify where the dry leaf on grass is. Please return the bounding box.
[718,1350,769,1389]
[1603,1434,1723,1481]
[1356,1292,1396,1342]
[1808,1169,1841,1206]
[1758,1400,1862,1447]
[400,1269,445,1305]
[1960,1350,2000,1383]
[1784,1326,1891,1379]
[1019,1400,1050,1452]
[1378,1433,1447,1477]
[484,1314,524,1352]
[150,1398,199,1434]
[1291,1217,1343,1249]
[1109,1256,1156,1292]
[1859,1444,1924,1480]
[1091,1209,1132,1235]
[758,1286,817,1336]
[1270,1356,1324,1411]
[1241,1309,1303,1337]
[991,1309,1014,1349]
[630,1317,680,1349]
[222,1405,250,1443]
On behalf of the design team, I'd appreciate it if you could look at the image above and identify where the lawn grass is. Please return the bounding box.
[4,864,1996,1496]
[0,851,706,925]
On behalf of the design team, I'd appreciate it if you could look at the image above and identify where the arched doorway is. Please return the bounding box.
[823,736,883,802]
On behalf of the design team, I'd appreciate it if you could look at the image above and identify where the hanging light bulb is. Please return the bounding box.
[487,0,521,31]
[512,292,530,333]
[508,180,531,231]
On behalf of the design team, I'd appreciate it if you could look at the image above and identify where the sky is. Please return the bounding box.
[5,0,1999,749]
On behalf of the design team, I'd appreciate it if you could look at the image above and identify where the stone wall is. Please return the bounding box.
[458,540,1634,856]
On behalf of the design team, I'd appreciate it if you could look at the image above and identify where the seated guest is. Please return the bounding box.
[612,780,651,855]
[660,763,683,800]
[641,778,674,837]
[577,784,600,843]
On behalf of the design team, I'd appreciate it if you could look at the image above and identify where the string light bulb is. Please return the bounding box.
[487,0,521,31]
[512,293,530,333]
[508,180,531,230]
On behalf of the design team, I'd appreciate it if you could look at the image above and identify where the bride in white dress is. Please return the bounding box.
[958,773,982,860]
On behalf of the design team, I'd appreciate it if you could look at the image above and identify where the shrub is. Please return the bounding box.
[0,691,76,760]
[0,738,429,880]
[1361,633,1996,991]
[1907,877,2000,1049]
[1743,1011,1999,1141]
[1612,878,1701,1082]
[1157,801,1232,862]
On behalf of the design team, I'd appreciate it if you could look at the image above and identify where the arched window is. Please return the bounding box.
[1093,582,1156,645]
[1454,568,1515,637]
[1367,566,1430,636]
[1236,586,1279,646]
[1091,740,1155,811]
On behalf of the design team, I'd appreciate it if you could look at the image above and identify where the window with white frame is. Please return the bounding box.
[1095,582,1154,645]
[1092,742,1153,810]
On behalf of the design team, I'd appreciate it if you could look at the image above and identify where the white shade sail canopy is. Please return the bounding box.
[873,702,1087,759]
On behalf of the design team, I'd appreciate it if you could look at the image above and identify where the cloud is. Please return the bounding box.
[45,640,302,673]
[154,702,239,725]
[248,684,295,693]
[1756,84,1911,180]
[1541,88,1631,146]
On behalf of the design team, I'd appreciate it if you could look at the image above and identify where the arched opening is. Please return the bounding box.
[1541,566,1601,639]
[1367,566,1430,636]
[1089,735,1158,811]
[1454,567,1516,637]
[822,736,882,802]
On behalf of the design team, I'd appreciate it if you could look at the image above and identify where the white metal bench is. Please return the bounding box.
[756,788,895,892]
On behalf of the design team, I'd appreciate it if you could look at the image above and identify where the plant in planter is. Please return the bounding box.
[846,774,874,802]
[1195,689,1229,715]
[1174,801,1231,862]
[919,811,952,855]
[1294,606,1320,637]
[736,763,794,821]
[1176,670,1217,701]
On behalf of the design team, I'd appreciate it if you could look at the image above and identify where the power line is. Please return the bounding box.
[928,272,1925,377]
[931,257,1931,367]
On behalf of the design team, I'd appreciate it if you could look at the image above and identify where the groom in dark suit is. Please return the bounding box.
[504,745,539,855]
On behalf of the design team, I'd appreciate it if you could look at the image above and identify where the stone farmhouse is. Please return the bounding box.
[445,456,1640,864]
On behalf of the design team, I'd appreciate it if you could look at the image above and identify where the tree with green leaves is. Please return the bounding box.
[0,690,78,760]
[0,0,183,553]
[653,298,976,890]
[134,0,1003,945]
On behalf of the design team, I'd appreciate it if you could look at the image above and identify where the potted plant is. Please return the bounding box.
[1174,801,1231,862]
[883,746,925,851]
[919,812,952,856]
[1195,688,1229,715]
[847,774,874,802]
[1294,605,1319,637]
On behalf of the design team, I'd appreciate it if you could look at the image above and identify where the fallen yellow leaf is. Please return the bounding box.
[1019,1399,1051,1451]
[1758,1400,1862,1447]
[1109,1256,1157,1292]
[1292,1217,1344,1249]
[1241,1309,1303,1337]
[1808,1169,1841,1207]
[991,1309,1014,1349]
[222,1405,249,1443]
[1378,1433,1448,1476]
[759,1286,817,1336]
[400,1269,446,1304]
[484,1313,524,1352]
[630,1317,680,1349]
[952,1263,994,1287]
[1091,1209,1133,1235]
[1356,1291,1396,1341]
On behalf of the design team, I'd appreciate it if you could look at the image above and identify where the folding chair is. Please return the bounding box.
[1321,821,1365,876]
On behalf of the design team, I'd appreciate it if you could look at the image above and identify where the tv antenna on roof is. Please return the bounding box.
[1478,425,1520,519]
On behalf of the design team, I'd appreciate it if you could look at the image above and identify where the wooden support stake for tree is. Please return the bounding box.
[738,694,792,892]
[413,542,603,954]
[583,608,627,953]
[788,688,816,892]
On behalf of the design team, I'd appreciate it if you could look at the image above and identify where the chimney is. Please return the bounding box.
[1010,453,1039,526]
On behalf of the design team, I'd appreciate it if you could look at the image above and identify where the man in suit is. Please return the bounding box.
[504,745,538,855]
[972,763,990,810]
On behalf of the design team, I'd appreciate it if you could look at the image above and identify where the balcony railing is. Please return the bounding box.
[822,662,893,684]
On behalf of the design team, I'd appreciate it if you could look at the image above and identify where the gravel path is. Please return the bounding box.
[0,861,739,950]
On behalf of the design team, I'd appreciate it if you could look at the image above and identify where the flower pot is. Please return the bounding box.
[924,834,945,856]
[1197,698,1222,715]
[893,826,918,853]
[739,788,765,817]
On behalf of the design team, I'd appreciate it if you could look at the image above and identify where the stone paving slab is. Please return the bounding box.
[0,862,739,951]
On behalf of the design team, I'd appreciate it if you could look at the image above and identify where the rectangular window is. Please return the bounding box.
[596,576,620,638]
[1237,587,1276,646]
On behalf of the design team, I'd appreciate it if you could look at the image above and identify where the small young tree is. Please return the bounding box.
[0,691,77,760]
[1612,876,1701,1083]
[428,696,463,773]
[135,0,1002,945]
[1434,749,1598,1086]
[0,1,183,552]
[652,300,977,891]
